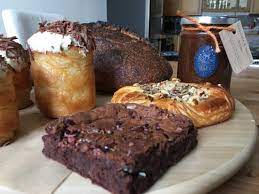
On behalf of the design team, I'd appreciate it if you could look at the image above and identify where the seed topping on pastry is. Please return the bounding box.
[135,79,209,104]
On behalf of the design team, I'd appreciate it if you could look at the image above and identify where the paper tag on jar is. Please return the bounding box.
[219,21,253,74]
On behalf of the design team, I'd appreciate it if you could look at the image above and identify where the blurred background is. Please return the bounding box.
[108,0,259,65]
[0,0,258,63]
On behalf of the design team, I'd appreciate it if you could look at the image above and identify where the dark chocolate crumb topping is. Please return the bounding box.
[39,20,96,51]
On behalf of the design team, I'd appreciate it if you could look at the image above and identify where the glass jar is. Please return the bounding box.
[177,24,232,89]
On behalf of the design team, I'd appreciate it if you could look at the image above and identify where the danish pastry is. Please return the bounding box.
[112,78,235,128]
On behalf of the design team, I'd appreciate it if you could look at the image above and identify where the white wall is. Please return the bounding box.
[0,0,107,33]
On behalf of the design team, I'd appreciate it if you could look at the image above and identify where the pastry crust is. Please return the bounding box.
[0,70,19,145]
[85,22,173,92]
[30,46,96,118]
[13,66,33,109]
[111,79,235,128]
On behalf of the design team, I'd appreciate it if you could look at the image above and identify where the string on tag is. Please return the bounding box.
[177,11,235,53]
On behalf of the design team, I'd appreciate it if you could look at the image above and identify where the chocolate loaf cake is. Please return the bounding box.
[84,22,173,92]
[42,104,197,194]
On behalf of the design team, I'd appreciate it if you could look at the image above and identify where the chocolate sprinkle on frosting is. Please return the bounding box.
[0,35,30,71]
[0,56,10,73]
[38,20,96,51]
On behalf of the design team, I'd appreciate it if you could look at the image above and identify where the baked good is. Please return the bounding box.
[0,57,19,146]
[28,21,96,118]
[112,78,235,128]
[84,22,173,92]
[42,103,197,194]
[0,35,32,109]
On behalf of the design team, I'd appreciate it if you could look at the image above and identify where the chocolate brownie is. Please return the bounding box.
[42,103,197,194]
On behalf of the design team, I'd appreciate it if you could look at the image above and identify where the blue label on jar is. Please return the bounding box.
[194,44,219,78]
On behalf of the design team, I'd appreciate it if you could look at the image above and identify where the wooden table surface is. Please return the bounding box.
[209,66,259,194]
[0,98,256,194]
[169,61,259,194]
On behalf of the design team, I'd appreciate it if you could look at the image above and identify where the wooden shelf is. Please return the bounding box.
[202,8,250,12]
[202,0,251,13]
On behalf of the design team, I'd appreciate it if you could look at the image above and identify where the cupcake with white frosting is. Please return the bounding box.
[0,35,32,109]
[28,20,96,118]
[0,56,19,146]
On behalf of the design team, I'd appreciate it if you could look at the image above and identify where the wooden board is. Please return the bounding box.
[0,96,257,194]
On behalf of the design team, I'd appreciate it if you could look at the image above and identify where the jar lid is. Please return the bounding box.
[181,16,238,25]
